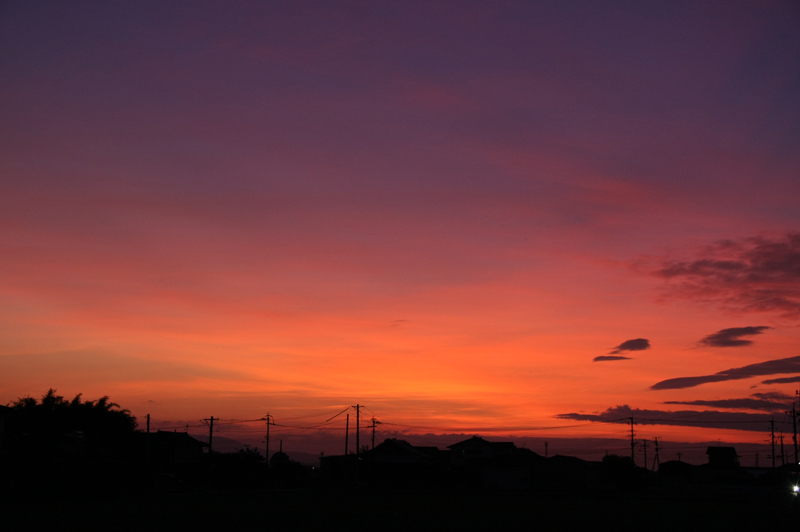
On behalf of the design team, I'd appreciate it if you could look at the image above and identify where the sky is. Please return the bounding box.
[1,1,799,458]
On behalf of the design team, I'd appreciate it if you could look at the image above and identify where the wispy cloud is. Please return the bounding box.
[761,376,800,385]
[651,233,800,318]
[593,355,632,362]
[556,405,784,432]
[610,338,650,355]
[592,338,649,362]
[664,392,794,412]
[651,355,800,390]
[699,326,772,347]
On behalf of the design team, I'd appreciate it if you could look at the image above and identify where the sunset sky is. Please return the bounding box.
[2,1,799,455]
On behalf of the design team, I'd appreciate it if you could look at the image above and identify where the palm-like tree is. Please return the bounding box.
[9,388,137,435]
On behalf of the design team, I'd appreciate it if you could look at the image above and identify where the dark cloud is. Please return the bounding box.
[556,405,786,432]
[651,355,800,390]
[761,375,800,385]
[752,391,795,402]
[610,338,650,354]
[699,326,772,347]
[593,355,631,362]
[664,392,794,412]
[650,233,800,318]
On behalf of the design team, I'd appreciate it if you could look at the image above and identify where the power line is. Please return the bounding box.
[326,407,351,423]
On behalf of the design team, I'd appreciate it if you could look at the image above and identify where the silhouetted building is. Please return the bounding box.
[706,446,739,468]
[365,438,434,465]
[658,459,698,485]
[149,430,207,466]
[448,436,516,465]
[529,455,602,491]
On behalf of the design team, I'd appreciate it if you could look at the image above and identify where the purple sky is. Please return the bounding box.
[1,1,799,453]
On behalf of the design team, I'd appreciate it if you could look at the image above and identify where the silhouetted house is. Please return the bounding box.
[365,438,433,465]
[0,405,7,451]
[149,431,207,467]
[530,455,602,491]
[706,446,739,468]
[446,436,545,489]
[448,436,517,465]
[415,445,450,465]
[658,459,699,485]
[512,446,545,467]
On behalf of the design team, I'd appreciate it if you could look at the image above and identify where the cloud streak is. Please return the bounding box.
[652,233,800,318]
[698,326,772,347]
[593,338,649,362]
[610,338,650,354]
[664,392,794,412]
[761,376,800,385]
[557,405,786,432]
[651,356,800,390]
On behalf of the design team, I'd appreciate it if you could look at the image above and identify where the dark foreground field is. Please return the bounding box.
[3,486,798,531]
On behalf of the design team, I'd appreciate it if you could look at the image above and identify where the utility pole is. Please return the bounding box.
[345,414,349,455]
[652,437,660,471]
[203,416,215,453]
[264,414,275,465]
[146,414,151,473]
[780,433,785,466]
[545,442,548,458]
[677,452,682,462]
[770,418,776,469]
[628,417,636,465]
[354,404,361,458]
[788,390,798,465]
[369,417,381,450]
[641,439,648,469]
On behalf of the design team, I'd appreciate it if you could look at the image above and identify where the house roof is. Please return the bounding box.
[706,446,737,456]
[448,436,517,453]
[447,436,492,449]
[371,438,425,457]
[152,430,208,447]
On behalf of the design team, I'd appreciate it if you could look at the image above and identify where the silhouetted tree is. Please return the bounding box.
[270,450,291,468]
[601,453,651,487]
[3,389,140,496]
[236,447,264,463]
[7,388,137,436]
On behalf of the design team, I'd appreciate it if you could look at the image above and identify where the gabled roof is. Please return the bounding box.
[152,430,208,447]
[447,436,493,449]
[371,438,425,457]
[448,436,516,453]
[706,446,737,456]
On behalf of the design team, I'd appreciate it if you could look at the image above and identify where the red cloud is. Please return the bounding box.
[653,233,800,318]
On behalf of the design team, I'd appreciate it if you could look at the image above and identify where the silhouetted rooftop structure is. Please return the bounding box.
[149,430,207,465]
[366,438,431,464]
[706,446,739,468]
[448,436,516,463]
